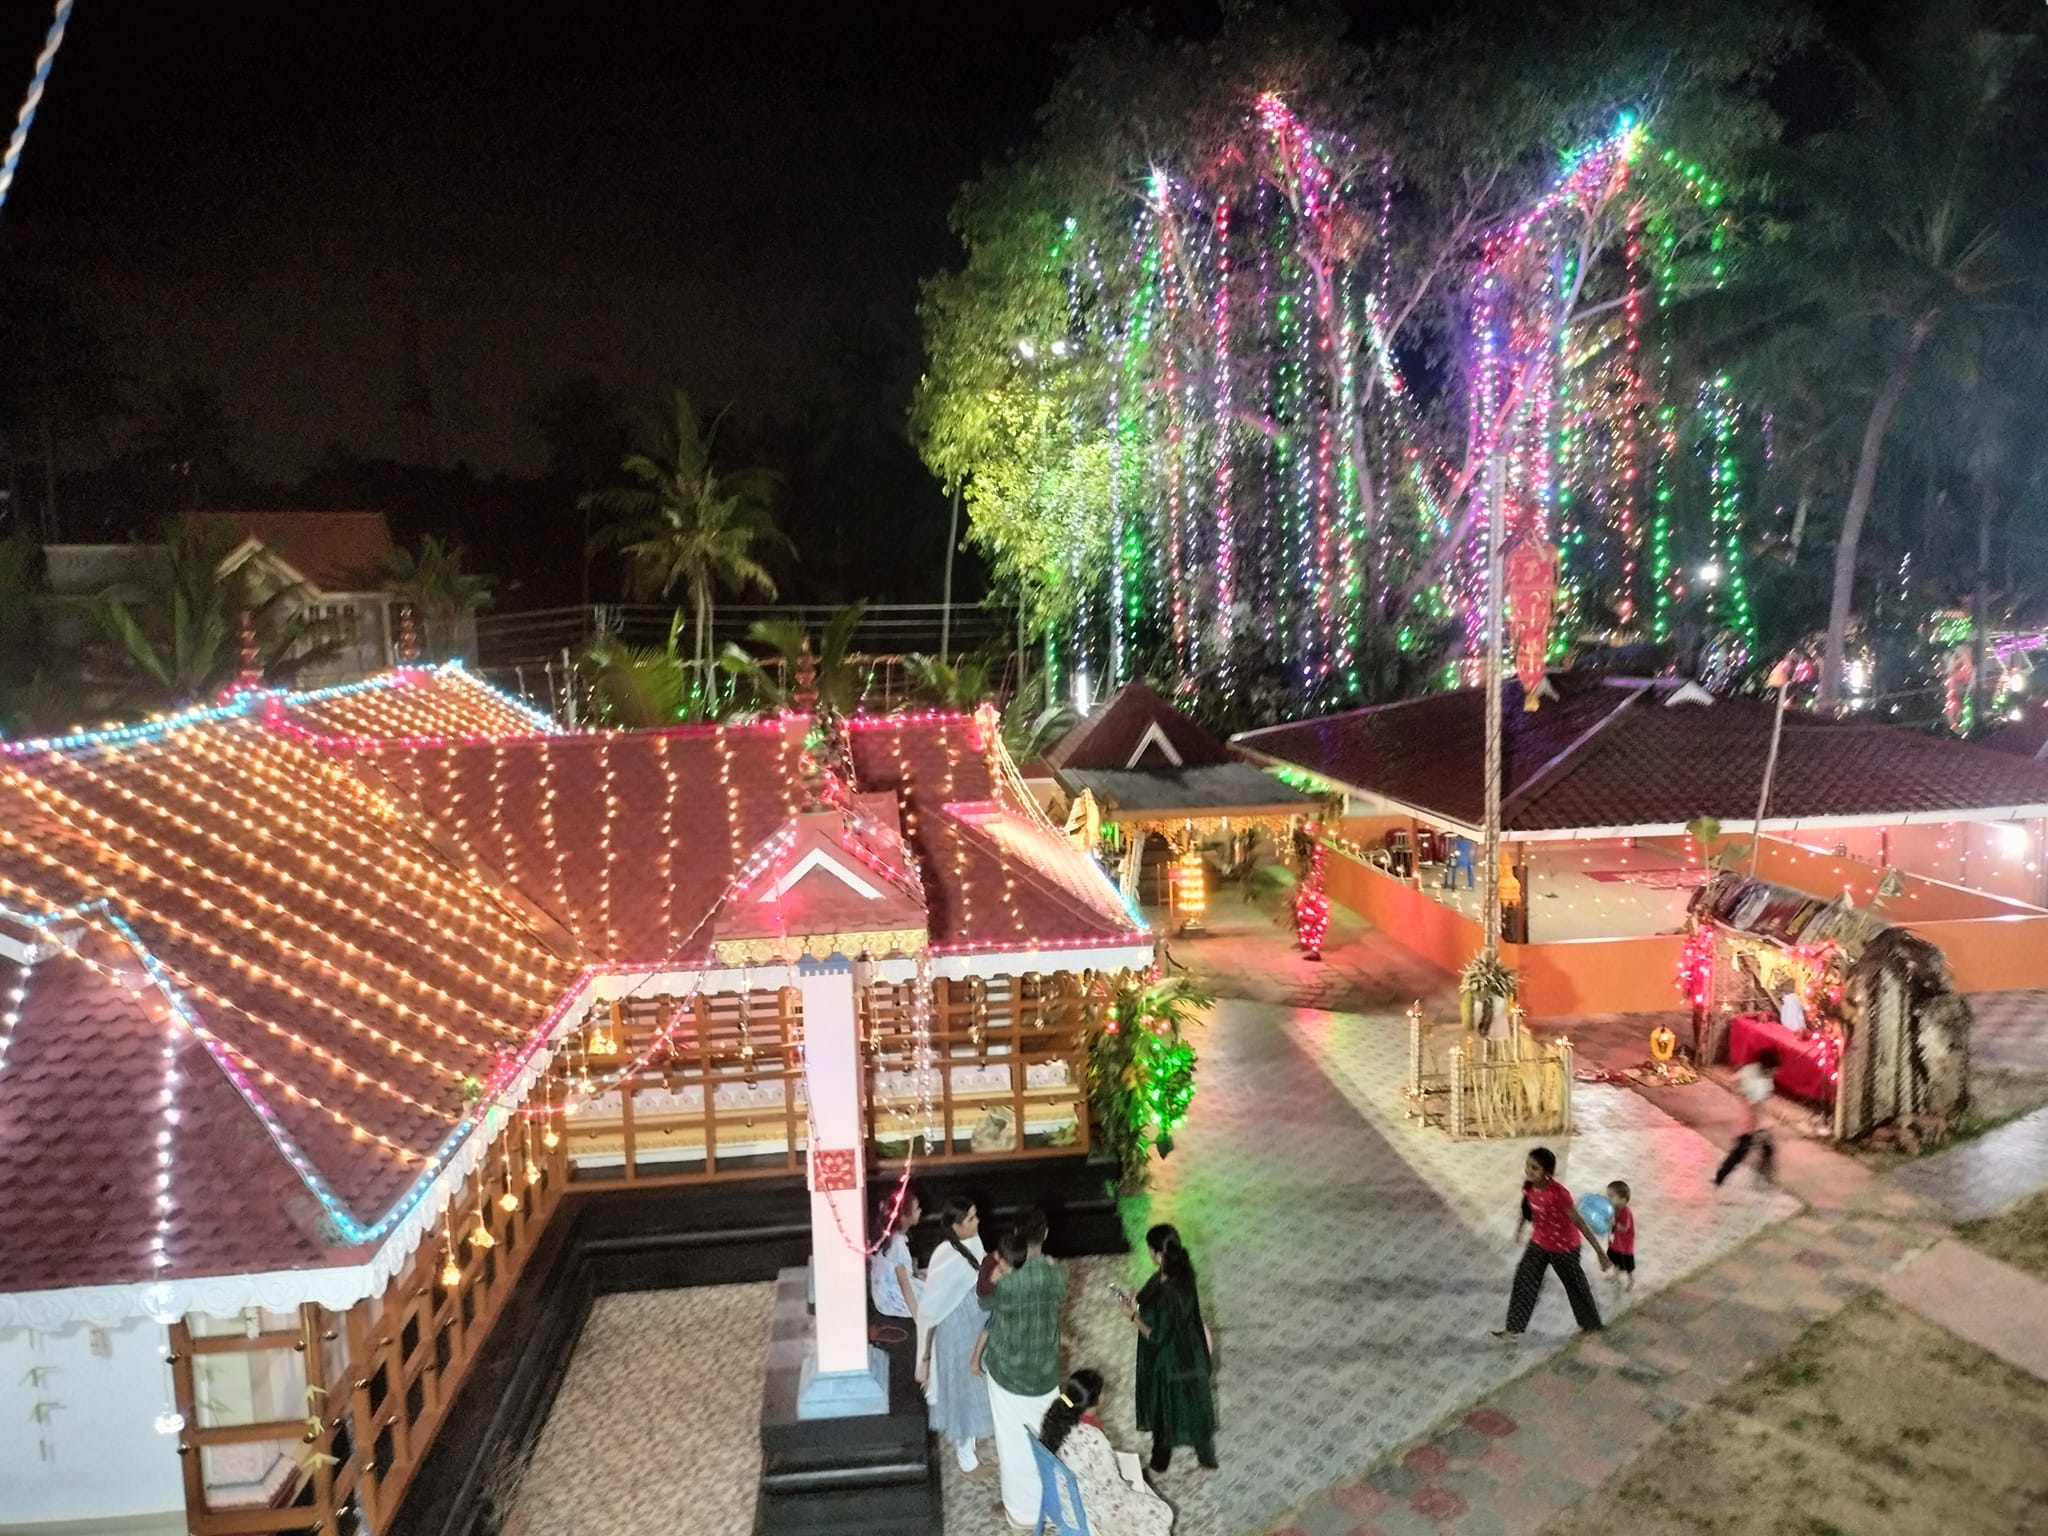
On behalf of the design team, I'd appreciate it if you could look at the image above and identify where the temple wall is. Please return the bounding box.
[0,1318,182,1527]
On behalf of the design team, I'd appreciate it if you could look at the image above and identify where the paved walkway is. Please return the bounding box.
[1881,1238,2048,1384]
[1258,1180,1947,1536]
[936,992,1790,1536]
[1891,1102,2048,1220]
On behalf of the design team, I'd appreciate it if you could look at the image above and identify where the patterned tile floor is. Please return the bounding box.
[504,899,2038,1535]
[507,1285,773,1536]
[937,996,1794,1536]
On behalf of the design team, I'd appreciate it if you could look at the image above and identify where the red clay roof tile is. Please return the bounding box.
[1238,675,2048,833]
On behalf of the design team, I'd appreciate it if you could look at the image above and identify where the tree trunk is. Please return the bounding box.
[1973,486,1996,730]
[1788,484,1811,563]
[1819,312,1939,713]
[693,576,711,685]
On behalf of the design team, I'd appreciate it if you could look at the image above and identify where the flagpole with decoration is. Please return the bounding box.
[1750,656,1793,877]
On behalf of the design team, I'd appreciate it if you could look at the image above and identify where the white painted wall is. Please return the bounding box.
[0,1319,182,1526]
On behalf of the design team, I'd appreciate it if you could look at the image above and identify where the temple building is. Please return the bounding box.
[0,664,1148,1535]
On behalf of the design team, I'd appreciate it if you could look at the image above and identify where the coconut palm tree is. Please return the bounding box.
[382,534,494,661]
[1712,9,2047,709]
[903,651,996,710]
[581,389,789,681]
[581,611,718,728]
[720,602,871,716]
[98,522,338,709]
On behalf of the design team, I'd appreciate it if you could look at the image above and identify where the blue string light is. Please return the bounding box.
[0,0,72,217]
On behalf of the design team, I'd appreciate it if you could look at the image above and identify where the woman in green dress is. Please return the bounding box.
[1122,1222,1217,1473]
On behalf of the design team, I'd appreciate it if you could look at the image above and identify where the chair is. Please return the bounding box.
[1029,1434,1090,1535]
[1443,837,1476,890]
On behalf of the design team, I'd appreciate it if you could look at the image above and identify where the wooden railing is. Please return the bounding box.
[171,1076,568,1535]
[863,972,1090,1163]
[556,974,1092,1183]
[169,972,1094,1534]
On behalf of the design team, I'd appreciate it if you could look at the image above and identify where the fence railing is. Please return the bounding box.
[472,603,1019,670]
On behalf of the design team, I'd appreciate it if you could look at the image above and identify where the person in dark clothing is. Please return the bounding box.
[1120,1222,1218,1474]
[1492,1146,1609,1340]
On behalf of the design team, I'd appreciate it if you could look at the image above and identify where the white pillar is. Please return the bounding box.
[794,955,890,1418]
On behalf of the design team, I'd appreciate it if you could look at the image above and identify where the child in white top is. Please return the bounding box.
[868,1191,924,1319]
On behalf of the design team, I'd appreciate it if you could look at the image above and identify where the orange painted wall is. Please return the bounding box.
[1646,833,2035,920]
[1324,842,1475,978]
[1501,934,1686,1015]
[1902,915,2048,992]
[1323,839,2048,1007]
[1323,843,1685,1014]
[1751,838,2026,921]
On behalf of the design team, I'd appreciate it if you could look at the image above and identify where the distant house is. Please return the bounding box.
[45,511,457,688]
[183,511,403,685]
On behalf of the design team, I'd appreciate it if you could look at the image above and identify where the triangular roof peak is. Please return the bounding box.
[1045,682,1233,772]
[709,806,928,965]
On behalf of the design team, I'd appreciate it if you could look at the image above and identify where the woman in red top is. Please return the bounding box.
[1493,1147,1609,1340]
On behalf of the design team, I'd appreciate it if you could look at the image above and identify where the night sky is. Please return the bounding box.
[0,3,1274,482]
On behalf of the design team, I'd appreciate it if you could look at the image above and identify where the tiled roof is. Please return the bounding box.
[1056,763,1319,817]
[1045,683,1235,771]
[184,510,396,592]
[1237,675,2048,834]
[1982,703,2048,760]
[846,714,1146,954]
[0,931,350,1295]
[0,714,579,1296]
[0,688,1145,1302]
[364,722,809,965]
[272,665,557,743]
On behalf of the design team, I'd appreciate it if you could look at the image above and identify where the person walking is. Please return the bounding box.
[1716,1047,1780,1186]
[1123,1222,1217,1474]
[915,1197,996,1475]
[971,1207,1066,1529]
[1492,1147,1608,1341]
[1037,1369,1174,1536]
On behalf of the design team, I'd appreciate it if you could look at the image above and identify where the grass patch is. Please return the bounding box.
[1536,1297,2048,1536]
[1960,1187,2048,1283]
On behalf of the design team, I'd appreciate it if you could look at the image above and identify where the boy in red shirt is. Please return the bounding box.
[1493,1146,1610,1341]
[1604,1180,1635,1291]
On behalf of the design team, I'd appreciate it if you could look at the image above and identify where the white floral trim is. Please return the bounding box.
[0,940,1157,1330]
[0,977,600,1331]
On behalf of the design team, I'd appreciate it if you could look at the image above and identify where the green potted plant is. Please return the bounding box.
[1459,953,1516,1032]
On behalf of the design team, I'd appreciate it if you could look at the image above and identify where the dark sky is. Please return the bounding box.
[0,2,1273,481]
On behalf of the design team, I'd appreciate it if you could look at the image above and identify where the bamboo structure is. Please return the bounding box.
[1407,1005,1573,1138]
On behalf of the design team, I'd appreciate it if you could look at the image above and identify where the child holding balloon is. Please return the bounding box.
[1603,1181,1635,1290]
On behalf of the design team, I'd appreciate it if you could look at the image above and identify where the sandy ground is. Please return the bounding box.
[1537,1294,2048,1536]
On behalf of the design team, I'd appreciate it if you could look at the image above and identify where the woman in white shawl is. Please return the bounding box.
[916,1197,996,1472]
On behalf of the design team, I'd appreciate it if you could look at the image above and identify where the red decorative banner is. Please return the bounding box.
[810,1147,858,1193]
[1503,536,1559,709]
